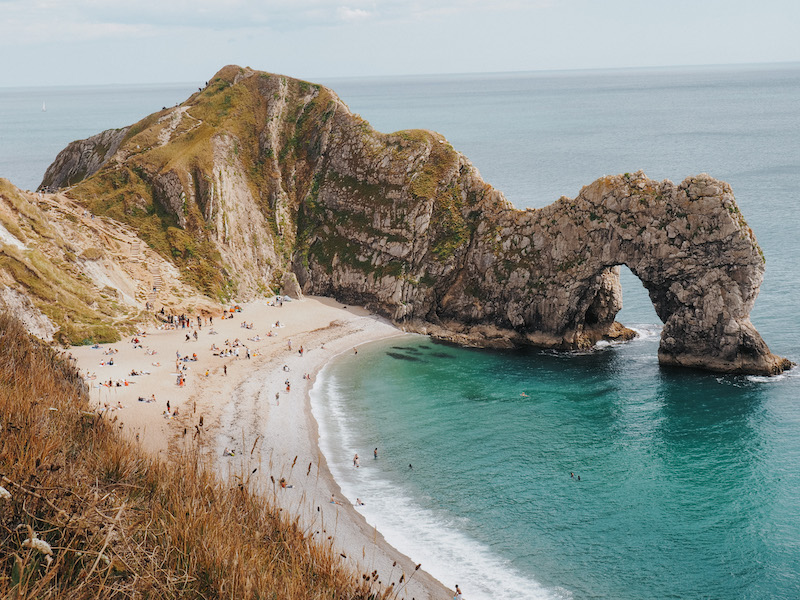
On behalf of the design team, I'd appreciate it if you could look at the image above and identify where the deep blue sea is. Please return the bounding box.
[1,64,798,599]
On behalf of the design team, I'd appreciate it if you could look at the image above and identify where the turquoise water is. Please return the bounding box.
[314,335,800,599]
[1,65,799,599]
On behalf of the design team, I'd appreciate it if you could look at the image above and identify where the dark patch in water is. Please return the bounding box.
[418,344,433,350]
[429,351,454,359]
[392,345,421,353]
[386,352,422,362]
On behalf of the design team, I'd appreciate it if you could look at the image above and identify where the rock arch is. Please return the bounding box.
[441,171,790,375]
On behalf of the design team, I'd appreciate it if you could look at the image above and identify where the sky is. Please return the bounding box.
[1,0,799,87]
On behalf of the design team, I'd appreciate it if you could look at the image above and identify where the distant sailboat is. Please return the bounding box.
[42,101,46,112]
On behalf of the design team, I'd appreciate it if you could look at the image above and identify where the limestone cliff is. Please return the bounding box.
[37,65,789,374]
[40,127,130,190]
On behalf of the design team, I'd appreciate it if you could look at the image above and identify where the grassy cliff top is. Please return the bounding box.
[63,65,470,301]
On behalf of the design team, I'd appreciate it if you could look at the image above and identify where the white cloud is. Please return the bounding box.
[0,0,383,46]
[336,6,372,22]
[0,0,520,40]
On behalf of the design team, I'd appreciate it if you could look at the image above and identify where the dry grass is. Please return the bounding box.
[0,312,406,599]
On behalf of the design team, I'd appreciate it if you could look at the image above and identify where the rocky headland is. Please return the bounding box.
[13,65,789,374]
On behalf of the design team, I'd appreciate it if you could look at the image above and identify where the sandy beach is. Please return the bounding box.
[70,295,451,600]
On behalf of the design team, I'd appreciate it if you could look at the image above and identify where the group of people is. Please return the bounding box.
[164,398,180,417]
[352,448,379,467]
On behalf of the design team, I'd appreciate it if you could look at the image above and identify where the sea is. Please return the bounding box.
[1,63,798,599]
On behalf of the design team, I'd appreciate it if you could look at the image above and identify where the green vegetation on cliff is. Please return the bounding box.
[44,65,488,305]
[54,65,486,300]
[68,66,333,298]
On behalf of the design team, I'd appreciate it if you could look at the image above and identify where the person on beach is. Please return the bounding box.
[454,584,463,599]
[223,365,227,376]
[353,453,359,468]
[374,447,378,459]
[356,498,364,506]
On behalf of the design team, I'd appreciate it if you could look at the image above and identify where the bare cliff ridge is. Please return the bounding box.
[40,126,130,191]
[38,65,789,374]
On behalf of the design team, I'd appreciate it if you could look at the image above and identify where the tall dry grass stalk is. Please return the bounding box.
[0,313,408,599]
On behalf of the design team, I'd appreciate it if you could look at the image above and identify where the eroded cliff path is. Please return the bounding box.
[36,65,790,374]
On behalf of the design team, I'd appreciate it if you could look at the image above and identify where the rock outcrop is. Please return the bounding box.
[40,127,130,190]
[36,65,789,374]
[281,272,304,300]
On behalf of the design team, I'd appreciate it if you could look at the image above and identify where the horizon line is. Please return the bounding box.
[2,60,799,91]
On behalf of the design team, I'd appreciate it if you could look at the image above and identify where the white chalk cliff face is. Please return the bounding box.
[37,65,790,375]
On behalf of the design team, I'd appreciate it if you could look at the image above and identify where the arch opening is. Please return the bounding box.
[614,265,661,328]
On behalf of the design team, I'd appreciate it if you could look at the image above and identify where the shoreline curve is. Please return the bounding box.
[70,296,451,600]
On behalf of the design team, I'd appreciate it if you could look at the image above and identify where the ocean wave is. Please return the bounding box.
[746,363,799,383]
[715,364,798,387]
[626,324,662,341]
[591,323,661,350]
[746,374,787,384]
[313,373,570,600]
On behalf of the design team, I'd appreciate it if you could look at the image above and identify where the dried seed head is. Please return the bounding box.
[23,537,53,556]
